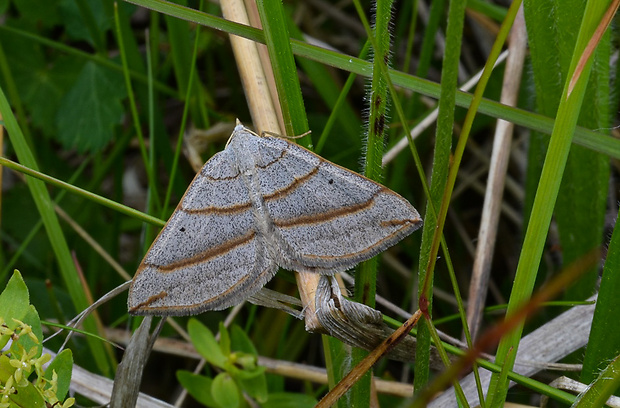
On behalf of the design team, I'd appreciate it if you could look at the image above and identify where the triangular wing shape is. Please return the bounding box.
[128,148,277,316]
[128,122,422,316]
[234,134,422,274]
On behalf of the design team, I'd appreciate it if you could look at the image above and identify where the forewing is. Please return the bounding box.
[128,150,277,316]
[253,137,423,273]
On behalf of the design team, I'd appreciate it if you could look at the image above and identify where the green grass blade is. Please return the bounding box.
[582,204,620,383]
[286,22,362,150]
[486,2,611,405]
[255,0,309,139]
[415,0,446,81]
[350,0,394,403]
[572,353,620,407]
[114,4,159,218]
[521,0,561,224]
[557,38,610,301]
[164,7,209,129]
[524,0,610,301]
[414,0,464,396]
[0,157,164,227]
[163,1,206,215]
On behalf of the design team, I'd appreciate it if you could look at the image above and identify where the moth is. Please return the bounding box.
[128,121,422,316]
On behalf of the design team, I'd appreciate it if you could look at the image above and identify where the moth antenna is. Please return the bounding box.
[261,129,312,140]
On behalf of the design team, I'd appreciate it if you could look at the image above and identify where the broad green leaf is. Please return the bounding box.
[177,370,216,407]
[263,392,318,408]
[45,349,73,400]
[227,360,264,380]
[0,270,30,332]
[10,305,43,362]
[238,369,268,403]
[0,354,15,382]
[9,379,47,407]
[59,0,110,47]
[11,0,61,27]
[0,22,47,131]
[230,325,258,356]
[212,372,240,408]
[219,322,230,357]
[188,319,227,369]
[56,61,126,153]
[20,55,84,132]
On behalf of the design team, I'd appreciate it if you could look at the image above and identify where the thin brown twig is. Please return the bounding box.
[316,310,422,407]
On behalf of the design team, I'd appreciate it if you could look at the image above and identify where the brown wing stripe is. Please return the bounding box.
[201,172,240,181]
[130,291,168,311]
[194,260,273,308]
[136,260,274,313]
[299,221,420,261]
[273,188,385,227]
[256,144,288,169]
[148,230,256,273]
[263,164,320,202]
[181,201,253,215]
[381,219,421,227]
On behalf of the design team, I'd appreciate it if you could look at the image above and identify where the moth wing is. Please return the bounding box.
[253,137,422,273]
[128,150,277,316]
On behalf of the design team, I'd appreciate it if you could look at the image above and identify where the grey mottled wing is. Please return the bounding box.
[251,136,422,274]
[128,149,277,316]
